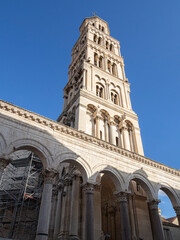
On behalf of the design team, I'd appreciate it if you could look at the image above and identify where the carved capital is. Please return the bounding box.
[83,183,95,194]
[42,168,58,184]
[116,192,129,203]
[148,200,161,210]
[174,206,180,215]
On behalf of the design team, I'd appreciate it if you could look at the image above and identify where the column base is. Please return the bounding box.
[58,232,69,240]
[69,235,79,240]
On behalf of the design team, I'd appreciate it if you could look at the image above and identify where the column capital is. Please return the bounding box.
[42,168,58,184]
[83,183,95,194]
[174,206,180,215]
[116,192,129,203]
[148,200,161,210]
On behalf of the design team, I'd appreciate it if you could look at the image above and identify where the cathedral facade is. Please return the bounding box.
[0,16,180,240]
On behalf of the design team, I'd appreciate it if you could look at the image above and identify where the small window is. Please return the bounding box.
[94,35,97,43]
[102,26,104,32]
[100,131,102,140]
[116,137,119,146]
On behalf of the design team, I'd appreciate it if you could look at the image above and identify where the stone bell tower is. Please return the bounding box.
[57,16,144,156]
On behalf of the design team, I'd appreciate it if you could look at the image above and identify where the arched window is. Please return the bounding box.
[106,41,109,50]
[110,44,114,52]
[98,37,102,45]
[96,84,104,98]
[102,26,104,32]
[107,60,111,73]
[127,122,135,152]
[99,56,103,68]
[112,63,117,76]
[99,24,101,30]
[94,34,97,43]
[94,53,98,66]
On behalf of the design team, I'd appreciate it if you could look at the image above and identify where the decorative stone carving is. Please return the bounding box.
[42,168,58,184]
[148,200,160,210]
[83,183,95,194]
[116,191,129,203]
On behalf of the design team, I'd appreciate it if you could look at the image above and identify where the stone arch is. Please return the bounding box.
[126,172,156,200]
[55,152,92,183]
[0,133,7,155]
[91,164,126,192]
[156,182,180,207]
[4,138,53,168]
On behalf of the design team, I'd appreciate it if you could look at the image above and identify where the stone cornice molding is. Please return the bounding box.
[0,100,180,177]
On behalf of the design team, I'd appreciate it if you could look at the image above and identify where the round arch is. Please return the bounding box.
[55,152,92,183]
[126,173,156,201]
[156,182,180,207]
[4,138,53,168]
[91,164,126,192]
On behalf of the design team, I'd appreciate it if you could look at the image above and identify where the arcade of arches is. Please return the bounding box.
[0,15,180,240]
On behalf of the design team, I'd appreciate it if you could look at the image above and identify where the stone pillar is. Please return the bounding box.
[129,195,137,240]
[59,178,72,239]
[96,116,100,138]
[53,181,64,239]
[148,200,165,240]
[110,120,116,145]
[82,69,87,89]
[104,119,108,142]
[36,169,57,240]
[84,183,95,240]
[174,206,180,226]
[69,174,80,240]
[49,190,58,238]
[116,192,131,240]
[108,206,116,240]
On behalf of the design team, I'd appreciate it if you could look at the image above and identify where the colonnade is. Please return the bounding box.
[91,113,136,152]
[33,167,180,240]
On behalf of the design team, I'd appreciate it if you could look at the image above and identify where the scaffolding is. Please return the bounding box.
[0,151,43,240]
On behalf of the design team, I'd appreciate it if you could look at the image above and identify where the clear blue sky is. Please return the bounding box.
[0,1,179,217]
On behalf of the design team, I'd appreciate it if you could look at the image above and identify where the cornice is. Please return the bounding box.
[0,100,179,178]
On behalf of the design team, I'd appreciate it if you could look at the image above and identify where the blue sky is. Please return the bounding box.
[0,1,179,218]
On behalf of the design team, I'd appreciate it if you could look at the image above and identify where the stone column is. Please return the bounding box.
[49,189,58,238]
[129,195,137,240]
[53,181,64,239]
[104,119,108,142]
[116,192,131,240]
[108,206,116,240]
[110,120,116,145]
[148,200,165,240]
[36,169,57,240]
[174,206,180,226]
[69,174,80,240]
[59,178,72,239]
[84,183,95,240]
[96,116,100,139]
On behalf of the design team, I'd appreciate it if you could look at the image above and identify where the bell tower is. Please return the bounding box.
[57,16,144,155]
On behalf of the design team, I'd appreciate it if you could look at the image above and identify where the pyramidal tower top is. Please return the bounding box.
[57,16,144,155]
